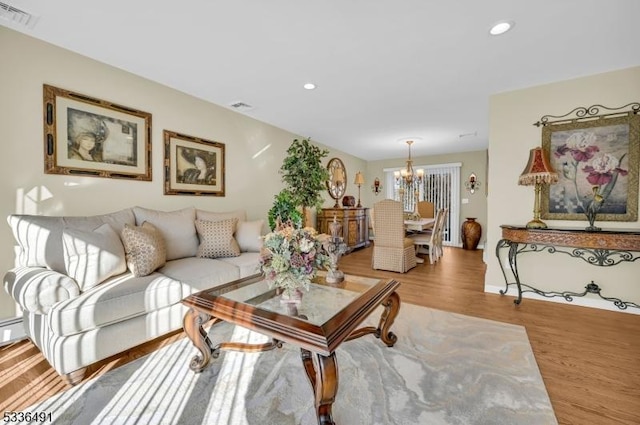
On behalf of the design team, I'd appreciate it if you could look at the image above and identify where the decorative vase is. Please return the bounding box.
[461,217,482,250]
[342,196,356,207]
[278,287,304,304]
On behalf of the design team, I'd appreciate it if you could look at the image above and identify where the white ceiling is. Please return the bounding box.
[2,0,639,161]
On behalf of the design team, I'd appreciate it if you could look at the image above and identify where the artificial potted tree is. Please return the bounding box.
[267,189,303,231]
[278,138,329,227]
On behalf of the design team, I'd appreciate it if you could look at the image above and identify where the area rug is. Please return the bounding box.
[22,303,557,425]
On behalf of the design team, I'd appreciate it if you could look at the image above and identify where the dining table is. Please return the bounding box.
[404,217,436,232]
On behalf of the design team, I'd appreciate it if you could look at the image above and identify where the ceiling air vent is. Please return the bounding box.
[228,101,254,112]
[0,1,38,28]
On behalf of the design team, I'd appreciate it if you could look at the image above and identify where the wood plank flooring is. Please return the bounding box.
[1,246,639,424]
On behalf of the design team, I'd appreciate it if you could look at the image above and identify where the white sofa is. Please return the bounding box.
[3,206,264,384]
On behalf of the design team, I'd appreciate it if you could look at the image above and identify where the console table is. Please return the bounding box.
[496,225,640,310]
[317,207,369,251]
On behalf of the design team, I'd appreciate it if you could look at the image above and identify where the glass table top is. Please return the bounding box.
[206,271,383,326]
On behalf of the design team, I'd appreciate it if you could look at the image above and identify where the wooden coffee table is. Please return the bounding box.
[182,271,401,425]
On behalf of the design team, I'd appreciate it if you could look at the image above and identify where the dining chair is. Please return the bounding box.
[432,207,448,261]
[417,201,435,219]
[371,199,417,273]
[407,208,443,264]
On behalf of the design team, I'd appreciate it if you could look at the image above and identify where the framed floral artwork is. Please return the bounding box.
[163,130,225,196]
[43,84,152,180]
[541,109,639,221]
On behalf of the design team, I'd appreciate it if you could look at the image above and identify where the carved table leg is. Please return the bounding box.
[376,291,400,346]
[301,349,338,425]
[346,291,401,346]
[183,308,216,372]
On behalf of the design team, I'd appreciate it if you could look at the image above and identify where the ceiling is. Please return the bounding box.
[2,0,639,161]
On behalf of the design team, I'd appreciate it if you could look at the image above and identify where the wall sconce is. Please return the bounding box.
[465,172,481,194]
[354,171,365,207]
[371,177,383,195]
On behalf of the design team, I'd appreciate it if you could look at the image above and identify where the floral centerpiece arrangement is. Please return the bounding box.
[259,224,330,300]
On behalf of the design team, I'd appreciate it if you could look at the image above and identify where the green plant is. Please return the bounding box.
[280,138,329,225]
[268,190,303,230]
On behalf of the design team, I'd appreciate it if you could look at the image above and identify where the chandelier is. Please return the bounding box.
[394,140,424,186]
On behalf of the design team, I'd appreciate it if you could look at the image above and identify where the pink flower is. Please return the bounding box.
[582,153,627,186]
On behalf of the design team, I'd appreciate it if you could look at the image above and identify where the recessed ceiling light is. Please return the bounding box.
[303,83,316,90]
[489,21,514,36]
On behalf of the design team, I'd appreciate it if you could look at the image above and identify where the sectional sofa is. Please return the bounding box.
[3,206,264,384]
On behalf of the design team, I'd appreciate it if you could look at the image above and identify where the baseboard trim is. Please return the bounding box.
[0,317,27,346]
[485,284,640,315]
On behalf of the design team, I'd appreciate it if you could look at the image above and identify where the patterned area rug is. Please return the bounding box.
[23,303,557,424]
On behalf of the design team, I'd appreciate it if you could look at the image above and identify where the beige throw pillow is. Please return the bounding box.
[121,222,167,277]
[62,223,126,291]
[235,219,264,252]
[195,218,241,258]
[132,206,197,260]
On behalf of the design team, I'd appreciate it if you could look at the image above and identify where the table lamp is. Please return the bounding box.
[518,147,558,229]
[354,171,365,207]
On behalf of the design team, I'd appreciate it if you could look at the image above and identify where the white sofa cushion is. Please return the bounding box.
[48,271,184,336]
[158,257,241,294]
[195,218,241,258]
[218,252,262,278]
[133,206,198,260]
[7,208,134,273]
[122,222,167,277]
[62,223,126,291]
[235,219,264,252]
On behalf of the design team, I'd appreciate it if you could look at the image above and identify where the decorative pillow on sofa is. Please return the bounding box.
[235,220,264,252]
[62,223,127,291]
[132,206,197,260]
[196,209,246,232]
[195,218,241,258]
[121,222,167,277]
[7,208,134,273]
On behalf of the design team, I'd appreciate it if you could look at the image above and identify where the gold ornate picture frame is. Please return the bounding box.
[163,130,225,196]
[539,104,639,222]
[43,84,152,180]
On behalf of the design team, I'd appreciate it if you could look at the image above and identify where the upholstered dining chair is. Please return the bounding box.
[407,208,443,264]
[417,201,435,219]
[372,199,417,273]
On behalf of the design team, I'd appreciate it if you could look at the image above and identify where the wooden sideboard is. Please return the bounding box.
[317,207,369,251]
[496,225,640,310]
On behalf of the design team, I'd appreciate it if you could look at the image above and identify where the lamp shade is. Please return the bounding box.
[518,147,559,186]
[354,171,365,185]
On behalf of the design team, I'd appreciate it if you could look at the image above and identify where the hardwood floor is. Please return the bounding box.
[1,246,639,424]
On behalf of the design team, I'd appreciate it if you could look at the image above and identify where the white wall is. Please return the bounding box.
[487,66,640,313]
[0,27,365,319]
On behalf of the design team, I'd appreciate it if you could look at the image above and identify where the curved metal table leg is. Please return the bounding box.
[507,242,523,304]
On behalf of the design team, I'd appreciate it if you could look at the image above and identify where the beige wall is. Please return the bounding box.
[0,27,365,320]
[487,66,640,312]
[365,150,489,247]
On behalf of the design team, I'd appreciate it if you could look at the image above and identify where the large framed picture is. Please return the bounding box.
[541,110,639,221]
[43,84,152,180]
[163,130,225,196]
